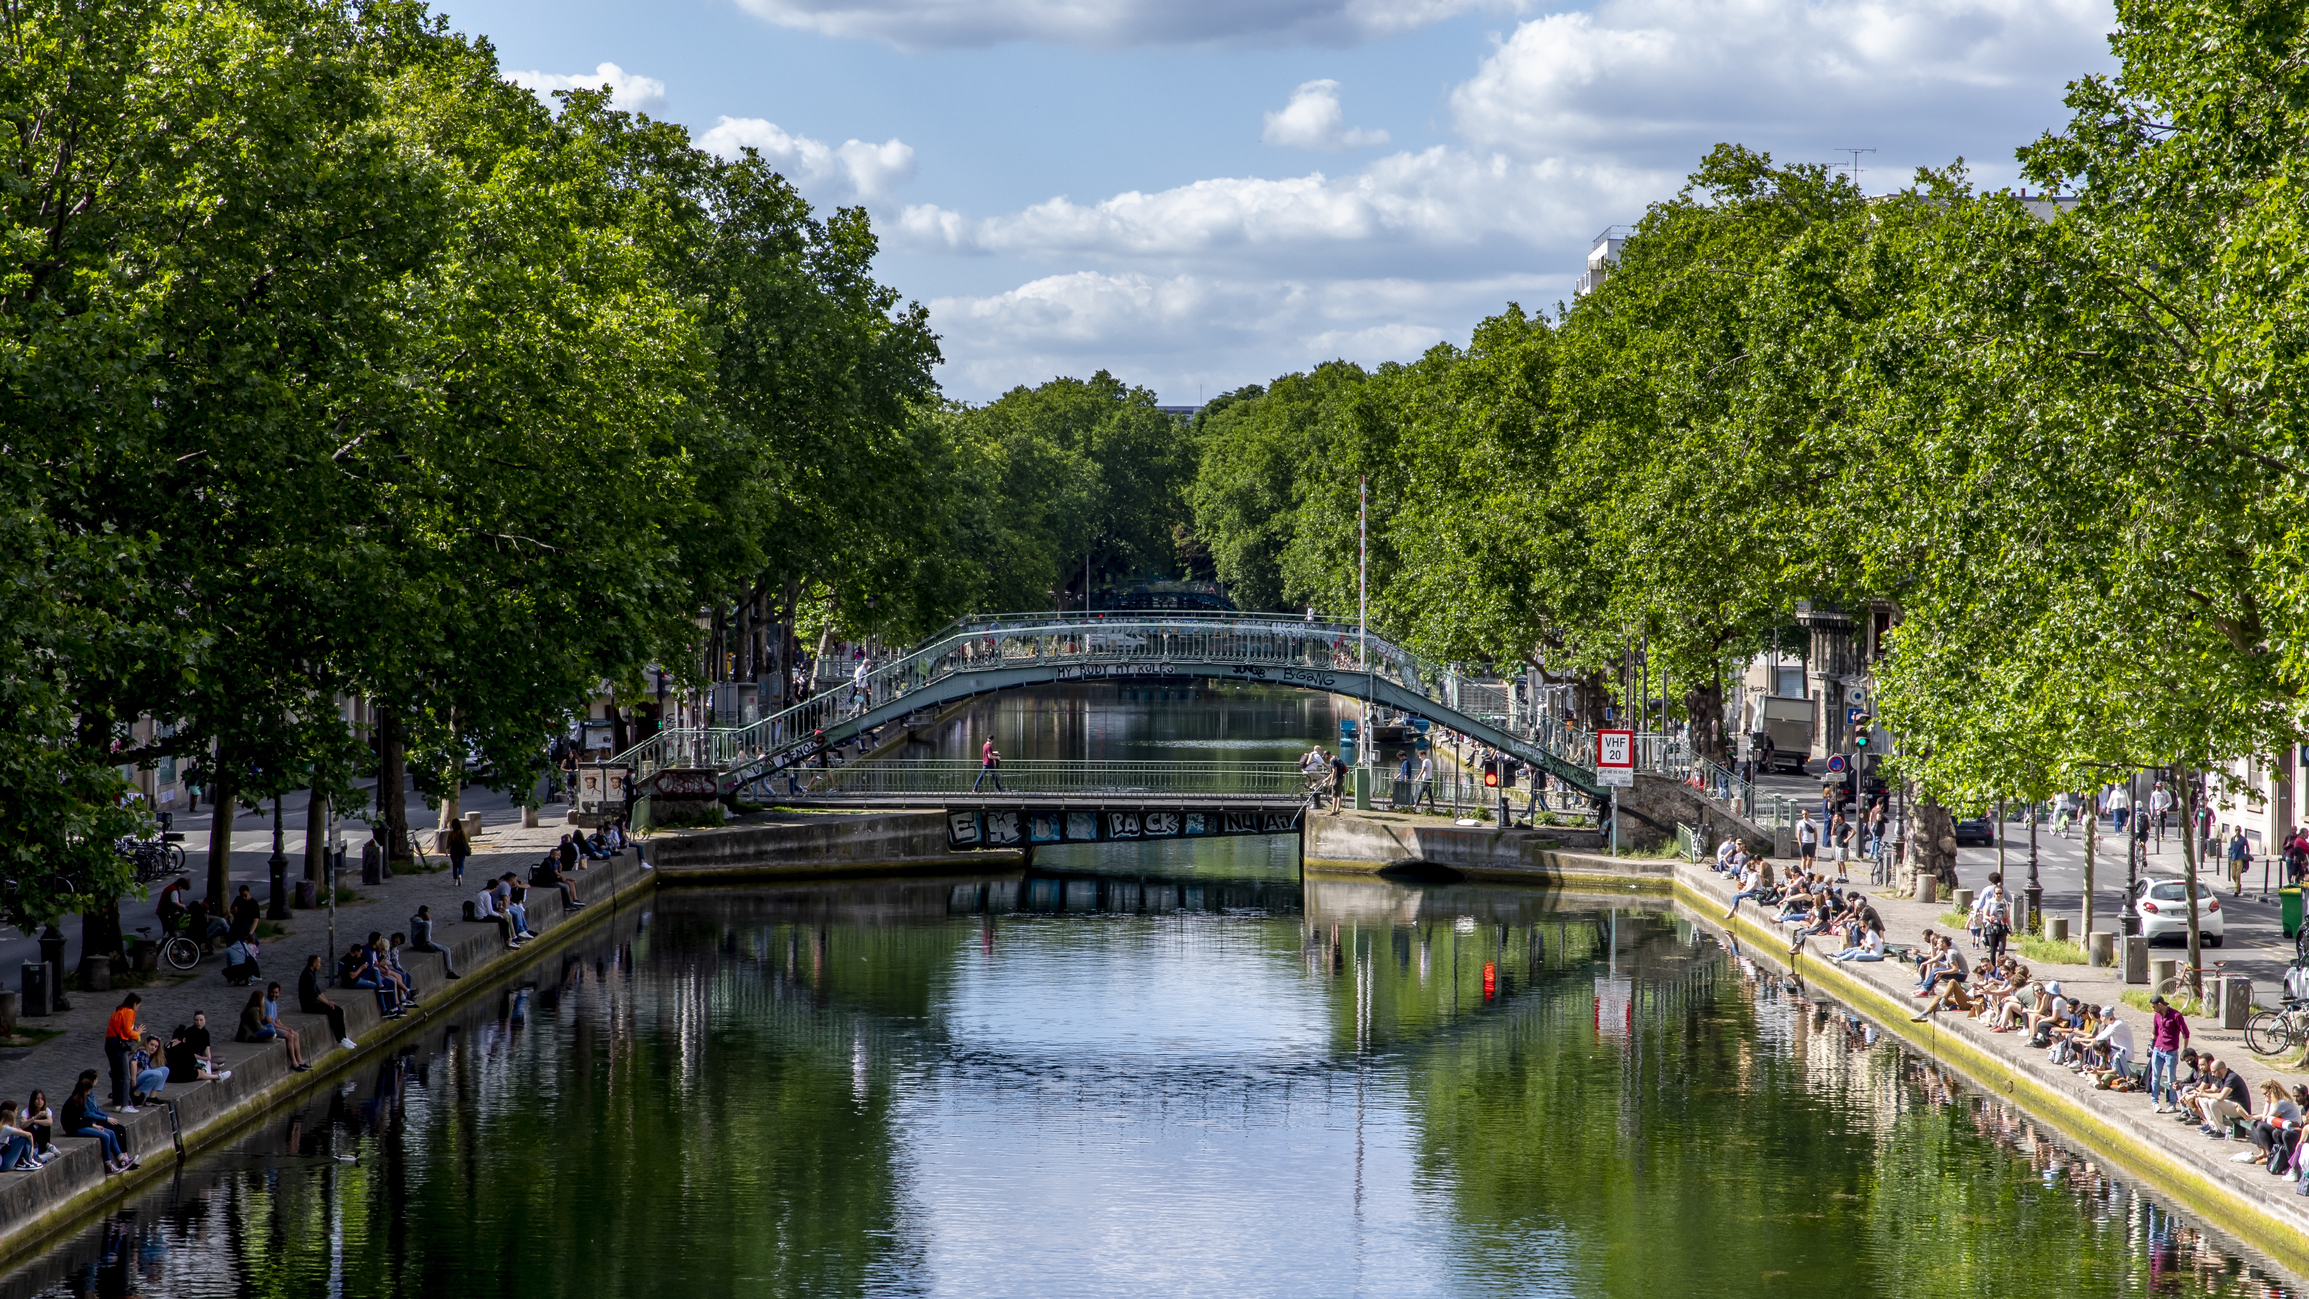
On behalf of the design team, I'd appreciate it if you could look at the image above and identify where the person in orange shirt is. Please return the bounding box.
[103,993,143,1112]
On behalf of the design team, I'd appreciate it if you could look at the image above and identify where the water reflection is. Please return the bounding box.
[8,873,2301,1299]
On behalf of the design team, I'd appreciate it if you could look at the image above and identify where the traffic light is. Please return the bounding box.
[1483,756,1501,788]
[1852,714,1873,749]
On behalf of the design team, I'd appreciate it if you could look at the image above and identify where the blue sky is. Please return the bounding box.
[463,0,2118,403]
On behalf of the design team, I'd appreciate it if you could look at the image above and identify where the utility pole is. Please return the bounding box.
[1358,476,1369,777]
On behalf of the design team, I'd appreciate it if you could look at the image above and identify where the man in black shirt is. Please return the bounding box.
[228,885,261,943]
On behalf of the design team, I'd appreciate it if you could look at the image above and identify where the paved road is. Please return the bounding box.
[1752,762,2302,995]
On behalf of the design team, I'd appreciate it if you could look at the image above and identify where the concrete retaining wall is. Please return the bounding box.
[649,811,1021,880]
[1306,811,1669,890]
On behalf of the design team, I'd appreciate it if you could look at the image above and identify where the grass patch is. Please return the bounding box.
[2120,987,2216,1018]
[0,1026,62,1047]
[1940,909,1970,929]
[2018,935,2089,966]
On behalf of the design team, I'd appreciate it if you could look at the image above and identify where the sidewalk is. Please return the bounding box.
[0,801,649,1258]
[1679,859,2309,1277]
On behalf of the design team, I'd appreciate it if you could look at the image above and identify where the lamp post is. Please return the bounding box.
[2120,769,2143,935]
[266,796,289,922]
[2025,799,2042,934]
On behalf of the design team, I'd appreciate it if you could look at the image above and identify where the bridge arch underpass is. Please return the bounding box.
[611,613,1606,806]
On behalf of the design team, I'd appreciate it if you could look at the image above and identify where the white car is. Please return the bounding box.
[2131,877,2226,946]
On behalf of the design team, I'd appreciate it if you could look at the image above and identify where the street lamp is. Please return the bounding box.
[266,796,290,922]
[2120,768,2143,935]
[2025,797,2042,934]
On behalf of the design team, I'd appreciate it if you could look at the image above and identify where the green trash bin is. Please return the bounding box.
[2282,887,2302,939]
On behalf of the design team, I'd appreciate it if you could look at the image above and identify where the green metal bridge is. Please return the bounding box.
[611,611,1606,804]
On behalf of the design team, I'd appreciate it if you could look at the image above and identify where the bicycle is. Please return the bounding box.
[2154,960,2230,1016]
[114,835,186,885]
[135,921,202,973]
[2244,997,2309,1056]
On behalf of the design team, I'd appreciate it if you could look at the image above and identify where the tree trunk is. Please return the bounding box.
[377,703,411,864]
[304,785,328,885]
[1914,796,1959,891]
[1684,677,1728,765]
[205,763,238,908]
[609,705,630,756]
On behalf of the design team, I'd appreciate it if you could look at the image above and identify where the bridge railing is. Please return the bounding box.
[613,613,1606,786]
[774,759,1317,801]
[1629,731,1805,834]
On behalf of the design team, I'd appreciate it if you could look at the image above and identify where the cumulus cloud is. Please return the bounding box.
[732,0,1493,50]
[1262,81,1390,151]
[928,270,1553,400]
[1451,0,2111,168]
[897,148,1662,269]
[696,118,919,204]
[505,62,668,114]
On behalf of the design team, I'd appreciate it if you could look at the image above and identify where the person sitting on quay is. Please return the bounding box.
[1983,977,2041,1033]
[2236,1080,2304,1169]
[385,932,428,995]
[128,1035,169,1107]
[407,906,462,978]
[168,1011,231,1087]
[2078,1004,2134,1086]
[1827,915,1886,963]
[2187,1056,2254,1141]
[0,1101,48,1171]
[62,1070,135,1174]
[1721,859,1775,920]
[494,875,538,940]
[367,932,417,1008]
[533,854,585,912]
[25,1090,55,1162]
[299,954,358,1051]
[237,988,308,1072]
[472,882,520,948]
[583,828,616,861]
[221,934,261,987]
[342,941,405,1019]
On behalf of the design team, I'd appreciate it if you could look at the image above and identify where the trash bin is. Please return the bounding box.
[20,962,48,1018]
[2283,886,2302,939]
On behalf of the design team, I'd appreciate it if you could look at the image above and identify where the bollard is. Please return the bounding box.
[461,810,484,841]
[2087,931,2115,967]
[1916,875,1938,904]
[294,879,318,909]
[2220,976,2253,1030]
[1953,888,1975,914]
[522,804,541,829]
[0,990,18,1041]
[2151,957,2178,991]
[2122,934,2150,984]
[2047,916,2070,943]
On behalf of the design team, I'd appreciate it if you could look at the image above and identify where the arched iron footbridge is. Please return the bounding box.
[611,612,1606,804]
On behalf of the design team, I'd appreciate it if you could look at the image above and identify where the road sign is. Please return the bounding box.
[1596,728,1635,788]
[1847,707,1865,725]
[1825,754,1847,774]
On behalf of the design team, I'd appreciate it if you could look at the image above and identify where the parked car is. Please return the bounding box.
[2131,877,2225,946]
[1951,814,1996,847]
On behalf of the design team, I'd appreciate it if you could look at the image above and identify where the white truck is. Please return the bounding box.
[1753,696,1814,774]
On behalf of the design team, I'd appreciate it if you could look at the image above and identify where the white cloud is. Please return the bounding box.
[928,270,1555,400]
[897,148,1663,268]
[1262,80,1391,151]
[696,117,919,204]
[505,62,668,115]
[732,0,1501,50]
[1450,0,2111,167]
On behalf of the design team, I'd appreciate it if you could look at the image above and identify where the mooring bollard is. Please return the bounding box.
[2047,916,2070,943]
[1953,888,1974,914]
[1916,875,1938,904]
[2087,931,2115,967]
[2151,957,2178,991]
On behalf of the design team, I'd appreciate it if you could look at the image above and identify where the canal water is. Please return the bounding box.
[8,871,2302,1299]
[8,689,2302,1297]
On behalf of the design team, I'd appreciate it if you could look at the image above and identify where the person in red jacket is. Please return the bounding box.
[2150,994,2191,1113]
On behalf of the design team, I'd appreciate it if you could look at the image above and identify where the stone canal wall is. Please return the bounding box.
[1304,810,1670,890]
[648,810,1022,878]
[0,848,657,1269]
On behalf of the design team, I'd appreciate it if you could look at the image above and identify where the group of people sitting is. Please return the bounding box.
[1712,845,1895,965]
[338,932,422,1019]
[2162,1049,2309,1188]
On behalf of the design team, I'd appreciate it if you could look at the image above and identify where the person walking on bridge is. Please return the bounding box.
[973,738,1004,792]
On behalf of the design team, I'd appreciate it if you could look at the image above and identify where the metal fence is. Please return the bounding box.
[772,759,1316,801]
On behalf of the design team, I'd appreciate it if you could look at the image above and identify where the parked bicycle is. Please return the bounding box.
[114,833,186,885]
[2153,960,2230,1017]
[132,921,202,973]
[2245,997,2309,1056]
